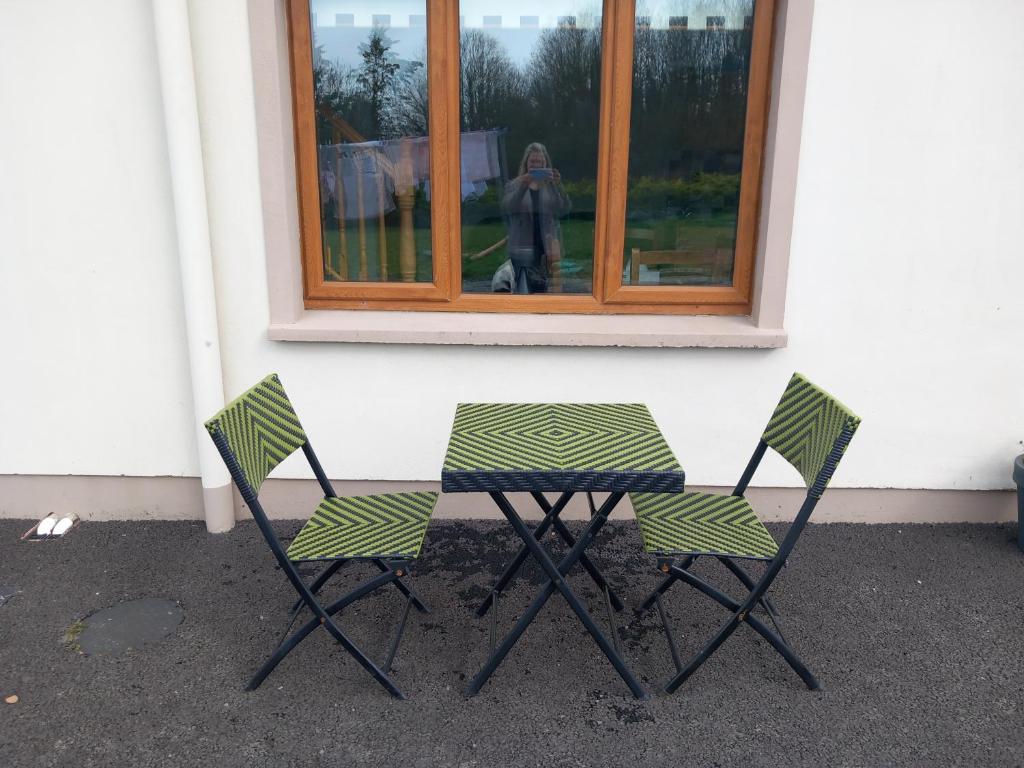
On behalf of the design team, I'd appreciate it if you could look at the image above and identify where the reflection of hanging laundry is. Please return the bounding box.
[319,167,337,206]
[318,129,506,212]
[460,130,502,184]
[382,137,431,184]
[459,130,503,200]
[321,138,426,220]
[461,179,491,200]
[336,150,395,220]
[320,148,396,221]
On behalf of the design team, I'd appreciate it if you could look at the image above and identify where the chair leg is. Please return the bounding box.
[665,614,742,694]
[288,558,428,615]
[280,559,349,645]
[372,559,429,613]
[663,563,819,691]
[745,613,820,690]
[716,557,787,644]
[383,593,415,674]
[639,555,695,611]
[252,613,322,692]
[640,573,677,612]
[288,559,348,615]
[247,569,398,693]
[319,614,406,699]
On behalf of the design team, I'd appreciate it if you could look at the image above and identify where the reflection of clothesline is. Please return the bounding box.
[319,150,403,220]
[318,129,506,220]
[461,131,504,188]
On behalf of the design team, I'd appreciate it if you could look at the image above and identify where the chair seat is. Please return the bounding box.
[630,491,779,561]
[286,492,438,562]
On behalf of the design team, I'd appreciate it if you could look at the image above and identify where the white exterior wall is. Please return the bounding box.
[1,1,1022,494]
[0,0,198,477]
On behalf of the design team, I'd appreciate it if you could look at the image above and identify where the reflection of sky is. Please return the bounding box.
[311,0,753,67]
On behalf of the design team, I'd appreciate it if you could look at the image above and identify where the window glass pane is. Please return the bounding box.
[624,1,755,287]
[310,2,432,282]
[458,4,603,295]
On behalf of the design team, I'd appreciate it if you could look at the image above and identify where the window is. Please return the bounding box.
[288,1,775,315]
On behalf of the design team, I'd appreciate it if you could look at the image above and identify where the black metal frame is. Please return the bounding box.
[467,490,648,699]
[638,427,856,693]
[208,429,429,699]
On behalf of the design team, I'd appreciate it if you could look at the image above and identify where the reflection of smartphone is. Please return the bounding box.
[529,168,553,180]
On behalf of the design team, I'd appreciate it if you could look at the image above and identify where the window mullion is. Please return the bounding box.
[425,0,461,299]
[595,0,637,303]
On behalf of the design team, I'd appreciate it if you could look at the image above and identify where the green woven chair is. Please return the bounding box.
[204,374,437,699]
[630,372,861,692]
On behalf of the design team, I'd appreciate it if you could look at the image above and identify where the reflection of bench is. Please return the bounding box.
[629,247,731,285]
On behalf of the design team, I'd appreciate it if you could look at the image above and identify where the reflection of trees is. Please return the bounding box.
[313,48,361,140]
[458,25,602,181]
[460,30,524,135]
[524,26,604,181]
[313,29,424,141]
[632,25,752,177]
[357,28,401,135]
[313,19,754,180]
[392,49,429,136]
[464,21,751,183]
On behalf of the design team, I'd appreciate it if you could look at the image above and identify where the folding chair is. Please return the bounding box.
[204,374,437,699]
[630,372,861,692]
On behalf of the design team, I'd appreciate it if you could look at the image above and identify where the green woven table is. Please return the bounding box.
[441,402,685,700]
[442,403,685,493]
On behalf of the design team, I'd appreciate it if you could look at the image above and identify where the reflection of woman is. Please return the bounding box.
[491,142,572,293]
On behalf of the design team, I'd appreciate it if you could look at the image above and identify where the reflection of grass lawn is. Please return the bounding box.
[320,211,737,286]
[626,213,737,252]
[322,222,435,282]
[461,213,737,284]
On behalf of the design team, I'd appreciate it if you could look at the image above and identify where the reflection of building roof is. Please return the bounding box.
[315,14,753,67]
[312,13,753,32]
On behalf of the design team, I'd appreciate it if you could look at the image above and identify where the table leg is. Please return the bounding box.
[477,491,625,616]
[531,491,625,612]
[475,491,572,617]
[466,491,647,700]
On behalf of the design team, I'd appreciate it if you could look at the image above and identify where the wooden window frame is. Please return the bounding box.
[287,0,776,315]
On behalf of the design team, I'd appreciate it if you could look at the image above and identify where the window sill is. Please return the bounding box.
[268,310,787,348]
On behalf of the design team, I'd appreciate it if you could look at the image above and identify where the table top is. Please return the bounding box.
[441,403,685,494]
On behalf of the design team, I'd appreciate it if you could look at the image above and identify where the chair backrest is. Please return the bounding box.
[761,372,861,498]
[203,374,308,498]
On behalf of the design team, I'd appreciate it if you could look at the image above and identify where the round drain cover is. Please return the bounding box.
[77,598,183,656]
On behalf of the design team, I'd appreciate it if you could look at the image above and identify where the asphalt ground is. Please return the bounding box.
[1,517,1022,767]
